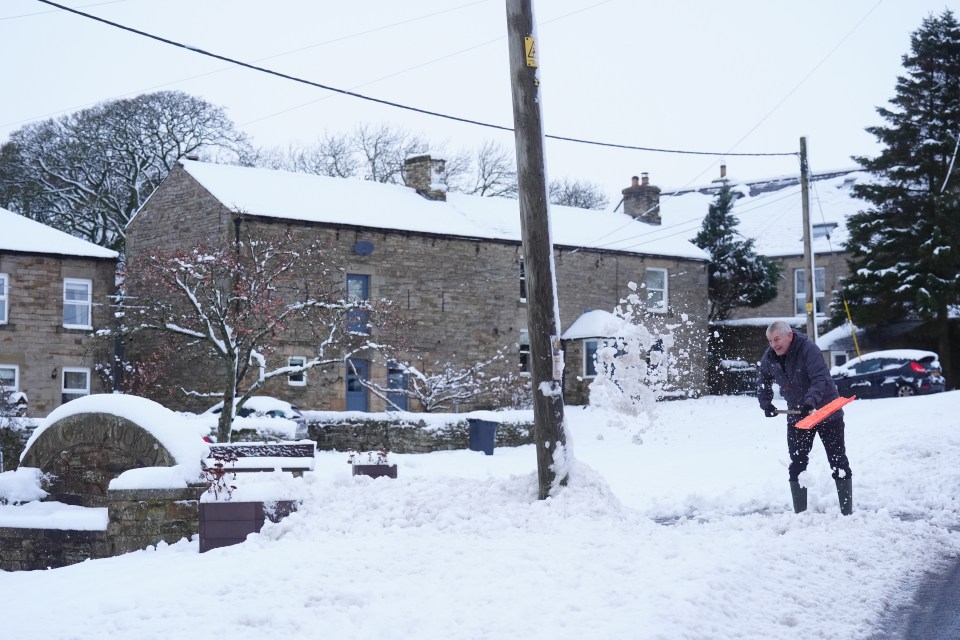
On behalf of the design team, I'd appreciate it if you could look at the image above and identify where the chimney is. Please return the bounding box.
[720,164,727,179]
[403,154,447,201]
[621,172,661,225]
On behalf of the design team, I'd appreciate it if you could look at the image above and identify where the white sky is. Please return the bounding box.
[2,391,960,638]
[1,0,955,202]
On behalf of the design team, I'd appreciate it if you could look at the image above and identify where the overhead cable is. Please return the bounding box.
[34,0,796,158]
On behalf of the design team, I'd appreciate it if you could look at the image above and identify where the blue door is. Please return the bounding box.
[387,363,408,411]
[346,358,369,411]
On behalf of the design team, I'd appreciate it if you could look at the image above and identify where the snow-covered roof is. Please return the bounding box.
[0,206,118,259]
[659,170,867,258]
[561,309,623,340]
[174,160,709,261]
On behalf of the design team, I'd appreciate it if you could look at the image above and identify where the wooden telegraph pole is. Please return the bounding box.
[800,137,817,340]
[505,0,567,499]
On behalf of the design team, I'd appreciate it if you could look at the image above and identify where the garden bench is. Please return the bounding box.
[205,442,316,476]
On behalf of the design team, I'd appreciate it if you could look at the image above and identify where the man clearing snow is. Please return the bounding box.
[757,320,854,515]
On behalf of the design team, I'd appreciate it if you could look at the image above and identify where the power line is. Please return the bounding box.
[32,0,796,159]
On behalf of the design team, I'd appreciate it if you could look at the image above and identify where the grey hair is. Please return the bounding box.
[766,320,794,338]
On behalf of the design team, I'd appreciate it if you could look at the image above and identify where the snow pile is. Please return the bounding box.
[2,393,960,639]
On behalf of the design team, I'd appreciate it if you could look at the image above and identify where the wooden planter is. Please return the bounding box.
[199,500,298,553]
[352,464,398,479]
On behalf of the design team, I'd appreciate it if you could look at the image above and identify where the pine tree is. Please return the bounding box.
[836,10,960,381]
[694,180,781,321]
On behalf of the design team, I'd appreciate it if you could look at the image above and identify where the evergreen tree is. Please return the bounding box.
[694,180,781,321]
[836,10,960,380]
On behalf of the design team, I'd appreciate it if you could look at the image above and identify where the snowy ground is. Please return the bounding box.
[2,392,959,640]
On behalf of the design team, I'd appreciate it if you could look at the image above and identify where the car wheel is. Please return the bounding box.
[897,384,916,397]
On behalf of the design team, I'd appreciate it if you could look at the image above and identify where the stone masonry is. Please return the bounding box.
[0,252,116,416]
[125,162,709,414]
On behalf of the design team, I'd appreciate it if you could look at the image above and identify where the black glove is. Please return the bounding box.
[799,404,814,418]
[762,404,778,418]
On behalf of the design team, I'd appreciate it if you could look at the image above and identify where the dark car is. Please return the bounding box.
[830,350,946,399]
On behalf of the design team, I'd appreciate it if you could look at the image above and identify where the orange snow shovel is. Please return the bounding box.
[777,396,857,429]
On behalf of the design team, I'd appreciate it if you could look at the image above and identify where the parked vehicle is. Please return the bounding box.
[203,396,307,440]
[830,350,945,399]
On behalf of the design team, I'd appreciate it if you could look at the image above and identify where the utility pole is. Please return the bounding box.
[800,137,817,340]
[505,0,567,499]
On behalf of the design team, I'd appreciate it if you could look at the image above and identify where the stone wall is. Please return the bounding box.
[0,486,203,571]
[0,526,111,571]
[308,417,534,453]
[107,486,204,556]
[0,252,116,416]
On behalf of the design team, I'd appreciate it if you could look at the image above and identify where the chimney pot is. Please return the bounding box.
[621,172,661,225]
[720,164,727,178]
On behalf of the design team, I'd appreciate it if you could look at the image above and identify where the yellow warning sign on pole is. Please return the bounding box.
[524,36,537,68]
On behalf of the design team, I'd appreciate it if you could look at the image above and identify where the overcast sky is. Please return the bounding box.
[1,0,955,204]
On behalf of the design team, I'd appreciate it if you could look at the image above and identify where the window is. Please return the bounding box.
[62,367,90,404]
[0,365,18,391]
[645,268,668,313]
[831,352,847,368]
[0,273,8,324]
[794,268,825,315]
[63,279,92,328]
[288,356,306,386]
[346,274,370,334]
[812,223,838,239]
[519,258,527,302]
[583,340,599,378]
[519,330,530,375]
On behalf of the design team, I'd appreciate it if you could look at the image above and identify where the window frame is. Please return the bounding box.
[346,273,370,334]
[518,329,531,376]
[645,268,668,313]
[583,339,599,378]
[0,273,8,325]
[287,356,307,387]
[0,364,19,391]
[519,258,527,303]
[794,267,826,315]
[61,367,91,404]
[63,278,93,329]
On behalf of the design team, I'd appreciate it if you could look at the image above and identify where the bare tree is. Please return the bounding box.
[361,349,529,412]
[0,91,252,252]
[353,123,428,183]
[121,229,399,441]
[449,140,519,197]
[549,177,610,210]
[286,132,360,178]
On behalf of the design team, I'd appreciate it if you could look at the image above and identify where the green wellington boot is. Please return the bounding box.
[789,481,807,513]
[835,477,853,515]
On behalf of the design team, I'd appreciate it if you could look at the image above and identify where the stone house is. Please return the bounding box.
[0,206,119,416]
[125,158,711,412]
[657,167,953,377]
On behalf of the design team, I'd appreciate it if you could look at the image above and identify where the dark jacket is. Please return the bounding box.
[757,331,842,424]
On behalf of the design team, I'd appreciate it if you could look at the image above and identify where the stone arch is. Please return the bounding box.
[21,412,176,507]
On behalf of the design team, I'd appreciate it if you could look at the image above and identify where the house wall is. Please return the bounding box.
[125,167,709,412]
[0,252,116,416]
[727,251,847,321]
